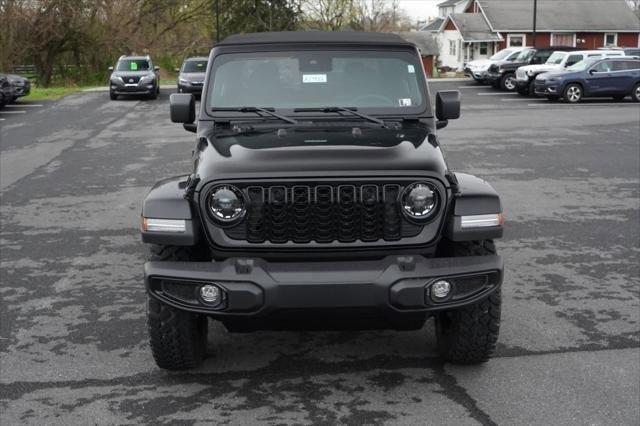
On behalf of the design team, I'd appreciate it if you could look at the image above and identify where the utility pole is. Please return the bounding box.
[532,0,537,47]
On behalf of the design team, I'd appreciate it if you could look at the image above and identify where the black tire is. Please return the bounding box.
[436,240,501,364]
[500,73,516,91]
[109,91,117,100]
[149,87,158,100]
[147,244,209,370]
[631,83,640,102]
[563,83,583,103]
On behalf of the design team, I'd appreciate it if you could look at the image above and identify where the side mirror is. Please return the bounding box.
[588,69,596,75]
[108,66,114,71]
[174,68,180,73]
[154,66,160,71]
[435,90,461,129]
[170,94,196,133]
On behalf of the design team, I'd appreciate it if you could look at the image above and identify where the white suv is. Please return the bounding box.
[465,47,530,83]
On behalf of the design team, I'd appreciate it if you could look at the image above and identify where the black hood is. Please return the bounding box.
[193,123,449,184]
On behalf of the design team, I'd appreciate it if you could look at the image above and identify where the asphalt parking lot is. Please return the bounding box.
[1,81,639,424]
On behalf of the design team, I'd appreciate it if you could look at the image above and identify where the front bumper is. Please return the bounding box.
[12,83,30,97]
[110,83,156,94]
[485,71,502,84]
[464,68,487,81]
[145,255,503,318]
[515,79,531,90]
[534,81,559,96]
[177,83,203,94]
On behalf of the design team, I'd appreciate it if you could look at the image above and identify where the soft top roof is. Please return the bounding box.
[218,31,414,47]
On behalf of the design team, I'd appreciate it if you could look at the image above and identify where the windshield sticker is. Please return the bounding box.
[399,98,412,107]
[407,64,415,74]
[302,74,327,83]
[130,62,138,71]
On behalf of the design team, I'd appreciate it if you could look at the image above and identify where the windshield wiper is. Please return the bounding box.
[211,106,298,124]
[294,106,386,127]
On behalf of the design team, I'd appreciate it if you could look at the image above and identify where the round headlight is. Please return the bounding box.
[208,185,246,222]
[401,183,438,221]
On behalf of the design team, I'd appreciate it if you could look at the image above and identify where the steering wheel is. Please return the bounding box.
[352,94,396,107]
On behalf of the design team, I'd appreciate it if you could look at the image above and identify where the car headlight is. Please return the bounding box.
[208,185,246,223]
[179,78,189,84]
[9,78,25,86]
[140,74,155,84]
[110,76,124,85]
[401,182,438,221]
[526,69,535,76]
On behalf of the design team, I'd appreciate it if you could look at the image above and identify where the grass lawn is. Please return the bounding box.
[24,86,88,101]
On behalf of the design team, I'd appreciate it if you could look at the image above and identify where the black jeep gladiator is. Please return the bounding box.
[141,31,504,370]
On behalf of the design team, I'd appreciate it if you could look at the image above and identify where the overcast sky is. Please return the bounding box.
[397,0,440,22]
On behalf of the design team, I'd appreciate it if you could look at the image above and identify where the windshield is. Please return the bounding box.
[567,58,600,71]
[116,59,150,71]
[208,50,426,114]
[515,49,535,62]
[545,52,568,65]
[182,59,207,73]
[490,49,514,61]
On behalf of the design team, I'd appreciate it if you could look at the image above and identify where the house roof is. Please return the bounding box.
[420,17,445,32]
[437,0,465,6]
[218,31,413,46]
[396,31,439,56]
[478,0,640,32]
[449,13,502,42]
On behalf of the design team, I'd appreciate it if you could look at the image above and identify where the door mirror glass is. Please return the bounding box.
[108,66,114,71]
[154,66,161,72]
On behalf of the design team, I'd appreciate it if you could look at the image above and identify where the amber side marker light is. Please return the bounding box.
[141,217,186,233]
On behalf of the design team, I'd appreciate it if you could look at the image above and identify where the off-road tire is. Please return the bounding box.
[631,83,640,102]
[500,73,516,91]
[436,240,501,364]
[147,244,209,370]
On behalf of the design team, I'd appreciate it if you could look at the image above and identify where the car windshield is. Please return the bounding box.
[490,49,514,61]
[183,60,207,73]
[545,52,568,65]
[567,58,600,71]
[515,49,535,62]
[116,59,150,71]
[208,50,426,114]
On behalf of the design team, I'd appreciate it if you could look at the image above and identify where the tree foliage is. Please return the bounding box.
[0,0,415,87]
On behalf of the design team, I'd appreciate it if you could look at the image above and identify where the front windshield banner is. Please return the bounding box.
[207,50,427,115]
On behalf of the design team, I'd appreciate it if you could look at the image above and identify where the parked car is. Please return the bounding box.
[141,31,505,370]
[464,47,528,83]
[598,47,640,57]
[176,57,207,96]
[486,46,578,91]
[0,74,15,108]
[535,57,640,102]
[515,49,624,96]
[5,74,31,101]
[108,55,160,100]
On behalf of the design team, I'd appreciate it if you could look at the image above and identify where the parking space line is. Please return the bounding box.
[0,118,5,121]
[0,110,26,114]
[458,86,487,89]
[6,104,43,108]
[478,92,518,96]
[526,102,638,107]
[501,98,535,102]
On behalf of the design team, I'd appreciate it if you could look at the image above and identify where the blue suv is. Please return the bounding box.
[535,57,640,103]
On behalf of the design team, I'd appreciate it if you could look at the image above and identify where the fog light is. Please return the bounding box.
[431,280,452,300]
[199,284,222,304]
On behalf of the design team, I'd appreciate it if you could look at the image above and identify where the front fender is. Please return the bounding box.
[445,173,503,242]
[141,175,199,246]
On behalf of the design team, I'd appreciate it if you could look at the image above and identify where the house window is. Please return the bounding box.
[507,34,525,47]
[479,42,488,55]
[551,33,575,47]
[604,33,617,46]
[449,40,457,56]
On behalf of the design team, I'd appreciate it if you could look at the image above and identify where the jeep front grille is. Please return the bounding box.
[223,183,425,244]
